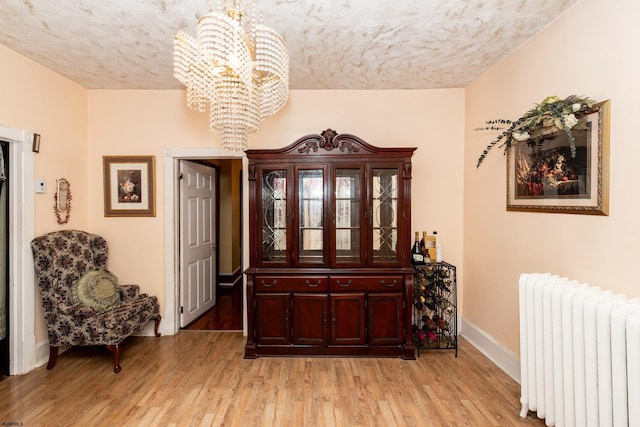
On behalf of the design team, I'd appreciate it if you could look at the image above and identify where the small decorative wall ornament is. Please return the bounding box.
[475,95,596,167]
[54,178,71,224]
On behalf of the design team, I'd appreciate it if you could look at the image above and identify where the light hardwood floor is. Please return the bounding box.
[0,333,544,426]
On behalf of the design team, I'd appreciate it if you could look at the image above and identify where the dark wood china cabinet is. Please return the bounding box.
[244,129,416,359]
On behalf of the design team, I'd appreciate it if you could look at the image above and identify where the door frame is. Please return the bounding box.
[163,147,249,336]
[0,124,36,375]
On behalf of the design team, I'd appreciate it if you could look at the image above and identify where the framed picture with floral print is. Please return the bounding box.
[506,100,610,215]
[103,155,156,217]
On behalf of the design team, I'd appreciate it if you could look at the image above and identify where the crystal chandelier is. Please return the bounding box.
[173,0,289,151]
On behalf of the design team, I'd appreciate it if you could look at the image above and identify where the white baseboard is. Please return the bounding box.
[459,317,521,383]
[137,322,161,336]
[35,339,69,369]
[35,339,49,368]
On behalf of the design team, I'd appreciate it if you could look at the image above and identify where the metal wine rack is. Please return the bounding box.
[412,262,457,357]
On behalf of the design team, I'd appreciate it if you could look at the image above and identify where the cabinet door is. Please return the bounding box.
[258,167,291,266]
[255,293,291,345]
[331,293,366,345]
[370,167,400,266]
[333,167,366,267]
[292,293,328,346]
[367,293,404,345]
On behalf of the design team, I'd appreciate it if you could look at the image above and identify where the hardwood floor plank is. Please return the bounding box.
[0,333,545,426]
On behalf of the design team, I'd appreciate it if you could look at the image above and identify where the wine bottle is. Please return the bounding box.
[411,231,425,265]
[420,231,427,258]
[423,232,436,262]
[433,230,442,262]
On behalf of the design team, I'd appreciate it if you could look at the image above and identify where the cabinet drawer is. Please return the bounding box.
[255,276,329,292]
[329,276,403,292]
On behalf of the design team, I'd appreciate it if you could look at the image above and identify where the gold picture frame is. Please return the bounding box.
[103,156,156,217]
[506,100,610,215]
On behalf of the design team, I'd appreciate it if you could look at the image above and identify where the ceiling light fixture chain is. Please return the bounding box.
[174,0,289,151]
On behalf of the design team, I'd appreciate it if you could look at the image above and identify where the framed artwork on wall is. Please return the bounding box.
[103,155,156,217]
[506,100,610,215]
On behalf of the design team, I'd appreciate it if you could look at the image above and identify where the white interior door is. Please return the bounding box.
[179,160,217,327]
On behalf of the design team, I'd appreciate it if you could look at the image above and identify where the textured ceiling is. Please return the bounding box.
[0,0,578,90]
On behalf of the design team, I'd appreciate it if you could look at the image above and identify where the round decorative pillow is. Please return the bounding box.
[69,269,121,313]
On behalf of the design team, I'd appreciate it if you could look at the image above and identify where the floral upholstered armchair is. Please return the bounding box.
[31,229,161,373]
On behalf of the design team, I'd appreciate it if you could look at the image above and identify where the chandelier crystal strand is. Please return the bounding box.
[173,0,288,151]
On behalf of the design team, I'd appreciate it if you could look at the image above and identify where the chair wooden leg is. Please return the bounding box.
[154,314,162,337]
[47,346,59,370]
[106,344,122,374]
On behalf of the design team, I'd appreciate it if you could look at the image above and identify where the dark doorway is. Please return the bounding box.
[0,141,10,378]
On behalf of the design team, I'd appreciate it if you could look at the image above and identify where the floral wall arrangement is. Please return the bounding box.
[475,95,596,167]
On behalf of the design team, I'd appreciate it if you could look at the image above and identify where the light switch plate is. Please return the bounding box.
[35,179,46,193]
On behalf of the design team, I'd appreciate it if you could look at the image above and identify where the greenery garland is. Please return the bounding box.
[476,95,596,167]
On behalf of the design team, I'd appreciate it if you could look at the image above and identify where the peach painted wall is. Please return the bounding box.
[217,160,242,276]
[464,0,640,354]
[0,45,88,343]
[0,45,88,234]
[219,164,233,275]
[87,89,466,327]
[231,159,242,270]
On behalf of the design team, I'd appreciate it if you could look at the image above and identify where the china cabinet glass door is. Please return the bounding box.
[334,168,363,265]
[260,169,288,264]
[297,168,325,264]
[371,168,399,264]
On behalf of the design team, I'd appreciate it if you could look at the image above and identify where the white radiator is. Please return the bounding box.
[519,273,640,427]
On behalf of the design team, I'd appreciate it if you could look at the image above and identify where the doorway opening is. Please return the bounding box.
[162,148,249,337]
[180,158,243,331]
[179,158,243,331]
[0,142,9,378]
[0,124,36,375]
